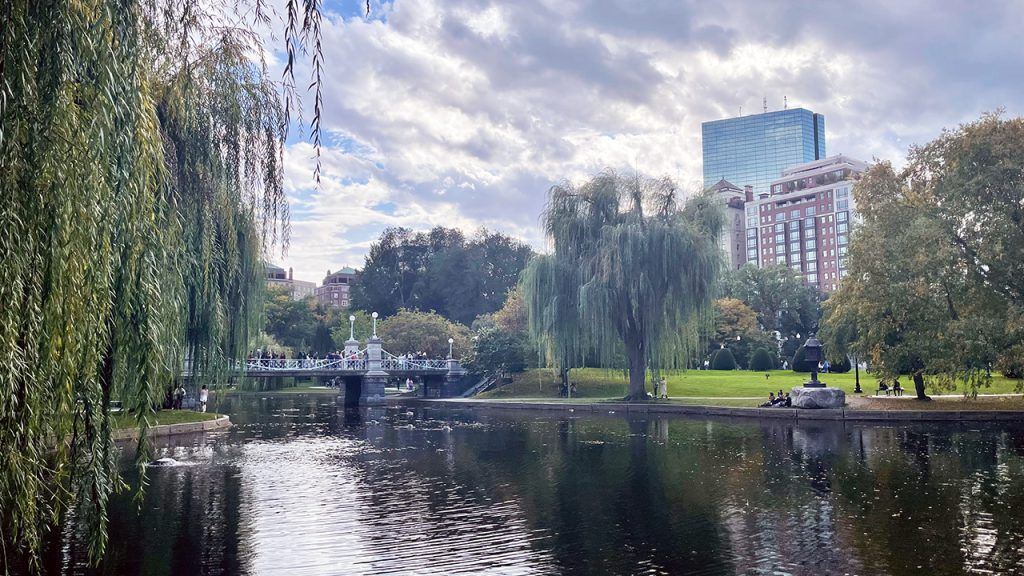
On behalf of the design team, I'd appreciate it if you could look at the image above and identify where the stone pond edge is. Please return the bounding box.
[398,399,1024,422]
[112,415,232,441]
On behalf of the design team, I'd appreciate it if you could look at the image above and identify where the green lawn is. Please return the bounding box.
[111,410,221,430]
[480,368,1024,400]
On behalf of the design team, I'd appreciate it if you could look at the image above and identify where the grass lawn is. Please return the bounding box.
[111,410,221,430]
[480,368,1024,401]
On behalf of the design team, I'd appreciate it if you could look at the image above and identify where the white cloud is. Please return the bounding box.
[271,0,1024,283]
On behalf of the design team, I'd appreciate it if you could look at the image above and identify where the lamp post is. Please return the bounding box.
[371,312,378,338]
[803,335,825,388]
[854,354,862,393]
[348,315,356,341]
[448,337,454,359]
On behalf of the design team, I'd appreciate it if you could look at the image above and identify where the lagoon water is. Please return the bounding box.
[42,395,1024,575]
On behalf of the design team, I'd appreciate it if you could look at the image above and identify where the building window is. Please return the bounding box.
[791,252,801,262]
[807,261,817,272]
[747,248,757,259]
[776,256,786,265]
[837,211,848,222]
[807,273,818,284]
[775,213,785,222]
[789,231,800,241]
[837,199,849,211]
[805,227,816,239]
[775,233,784,244]
[838,235,848,245]
[837,222,848,234]
[790,209,800,219]
[805,206,816,216]
[791,262,802,271]
[806,251,817,261]
[774,223,785,232]
[746,228,757,239]
[789,242,800,253]
[837,187,849,199]
[747,205,757,216]
[747,217,757,227]
[805,239,816,250]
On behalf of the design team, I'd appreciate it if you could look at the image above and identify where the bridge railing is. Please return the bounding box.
[380,357,448,370]
[242,358,367,371]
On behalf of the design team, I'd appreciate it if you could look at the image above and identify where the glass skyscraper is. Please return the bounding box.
[702,108,825,195]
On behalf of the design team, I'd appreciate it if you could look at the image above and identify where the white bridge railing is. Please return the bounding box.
[238,349,451,373]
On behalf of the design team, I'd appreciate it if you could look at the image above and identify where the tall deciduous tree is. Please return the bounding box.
[351,227,533,324]
[523,173,722,400]
[722,264,821,356]
[1,0,322,565]
[377,310,472,359]
[823,161,1007,399]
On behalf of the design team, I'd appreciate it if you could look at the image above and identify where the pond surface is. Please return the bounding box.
[39,395,1024,575]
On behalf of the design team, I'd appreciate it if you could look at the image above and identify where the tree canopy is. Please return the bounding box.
[377,309,472,359]
[823,121,1023,399]
[523,172,723,400]
[351,227,533,325]
[722,264,821,357]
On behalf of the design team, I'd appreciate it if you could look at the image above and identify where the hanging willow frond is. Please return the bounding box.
[523,172,723,400]
[1,0,322,568]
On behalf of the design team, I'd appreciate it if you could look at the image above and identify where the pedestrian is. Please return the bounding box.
[659,377,668,399]
[199,385,209,413]
[173,384,186,410]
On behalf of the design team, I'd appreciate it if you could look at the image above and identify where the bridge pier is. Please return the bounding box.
[359,335,387,406]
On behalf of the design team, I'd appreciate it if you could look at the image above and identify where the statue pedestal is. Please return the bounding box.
[791,387,846,409]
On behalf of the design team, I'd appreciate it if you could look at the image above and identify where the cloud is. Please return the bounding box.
[272,0,1024,283]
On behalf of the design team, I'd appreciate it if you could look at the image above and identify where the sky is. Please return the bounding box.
[268,0,1024,283]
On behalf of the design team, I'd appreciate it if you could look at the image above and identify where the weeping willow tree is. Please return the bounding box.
[523,173,724,400]
[1,0,321,568]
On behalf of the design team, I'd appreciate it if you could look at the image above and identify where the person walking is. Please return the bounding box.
[658,377,668,399]
[199,385,209,413]
[172,384,186,410]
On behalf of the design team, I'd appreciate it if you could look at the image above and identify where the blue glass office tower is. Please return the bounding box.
[702,108,825,195]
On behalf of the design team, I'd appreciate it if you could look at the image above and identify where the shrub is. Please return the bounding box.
[711,348,737,370]
[749,348,775,371]
[829,356,851,373]
[791,346,817,373]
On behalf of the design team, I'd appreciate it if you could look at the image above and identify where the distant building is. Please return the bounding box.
[703,108,826,196]
[707,179,752,271]
[745,155,867,292]
[316,267,358,309]
[265,264,316,300]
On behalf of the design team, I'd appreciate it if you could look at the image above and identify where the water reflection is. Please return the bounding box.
[38,396,1024,575]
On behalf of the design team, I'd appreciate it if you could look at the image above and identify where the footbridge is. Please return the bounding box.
[188,334,468,406]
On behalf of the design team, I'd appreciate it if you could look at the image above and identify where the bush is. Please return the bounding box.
[749,348,775,371]
[711,348,737,370]
[829,355,851,373]
[791,346,817,373]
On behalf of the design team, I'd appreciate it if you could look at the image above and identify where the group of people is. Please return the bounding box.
[760,389,792,408]
[877,381,904,396]
[169,384,209,412]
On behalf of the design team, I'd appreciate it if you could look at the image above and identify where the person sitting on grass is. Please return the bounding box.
[783,393,792,407]
[760,392,776,407]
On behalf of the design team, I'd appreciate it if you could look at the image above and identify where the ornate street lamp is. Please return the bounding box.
[803,335,825,388]
[448,337,454,359]
[371,311,379,338]
[348,315,356,341]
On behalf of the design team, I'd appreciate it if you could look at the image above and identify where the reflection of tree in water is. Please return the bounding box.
[41,436,255,575]
[42,397,1024,576]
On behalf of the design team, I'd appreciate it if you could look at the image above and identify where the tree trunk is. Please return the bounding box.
[912,371,930,400]
[625,340,648,401]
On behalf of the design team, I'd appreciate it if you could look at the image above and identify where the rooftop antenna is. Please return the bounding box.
[739,104,742,116]
[784,96,788,110]
[763,96,767,114]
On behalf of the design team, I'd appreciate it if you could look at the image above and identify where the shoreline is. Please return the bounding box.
[399,398,1024,422]
[112,415,233,441]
